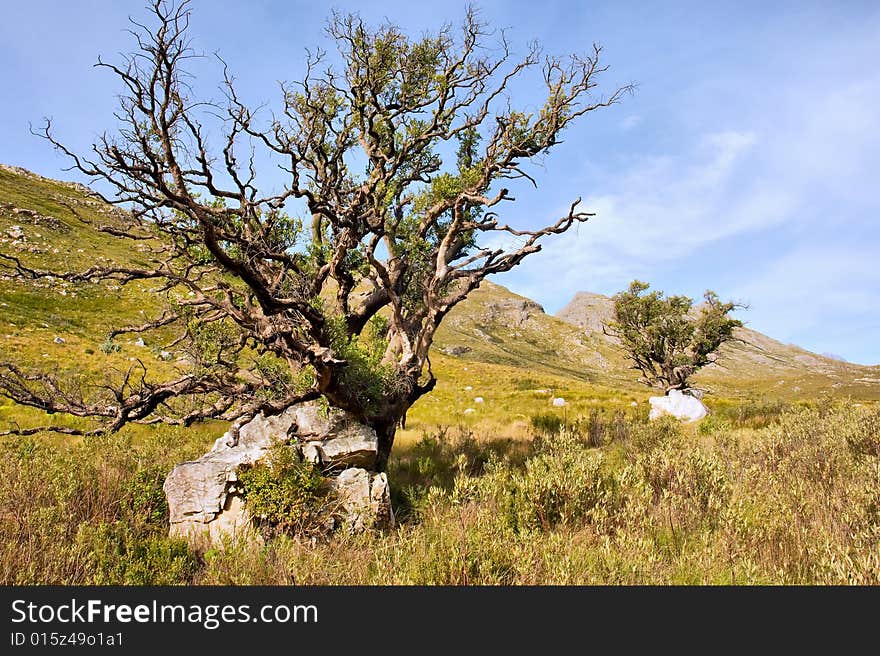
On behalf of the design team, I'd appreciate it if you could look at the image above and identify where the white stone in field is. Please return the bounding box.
[464,408,476,414]
[551,397,567,407]
[648,389,707,422]
[474,396,484,403]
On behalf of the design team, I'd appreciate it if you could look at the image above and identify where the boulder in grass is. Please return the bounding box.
[648,389,708,422]
[163,401,387,548]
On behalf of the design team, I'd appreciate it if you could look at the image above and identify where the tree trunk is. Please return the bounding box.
[371,416,400,472]
[326,380,417,472]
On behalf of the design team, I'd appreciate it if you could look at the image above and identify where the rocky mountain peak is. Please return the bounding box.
[555,291,614,335]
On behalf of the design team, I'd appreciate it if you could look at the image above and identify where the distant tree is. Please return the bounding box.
[604,280,743,393]
[0,0,629,469]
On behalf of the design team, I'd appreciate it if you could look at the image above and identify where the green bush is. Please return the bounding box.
[530,412,564,434]
[492,432,622,533]
[842,406,880,460]
[99,337,121,354]
[698,414,732,435]
[75,521,198,585]
[122,467,169,528]
[238,446,330,537]
[639,447,729,525]
[628,415,682,452]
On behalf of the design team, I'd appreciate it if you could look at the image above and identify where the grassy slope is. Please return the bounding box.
[0,165,220,439]
[3,166,880,586]
[2,163,878,443]
[0,165,163,364]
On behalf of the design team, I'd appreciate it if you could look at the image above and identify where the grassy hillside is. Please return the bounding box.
[434,282,632,385]
[0,164,165,367]
[2,165,879,586]
[3,163,877,437]
[0,165,219,437]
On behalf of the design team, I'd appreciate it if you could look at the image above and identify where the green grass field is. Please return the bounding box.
[2,165,879,584]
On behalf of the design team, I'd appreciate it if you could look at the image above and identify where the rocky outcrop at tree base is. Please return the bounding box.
[331,468,395,532]
[163,402,394,547]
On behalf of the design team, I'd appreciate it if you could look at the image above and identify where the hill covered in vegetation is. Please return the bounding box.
[2,164,879,585]
[3,163,878,432]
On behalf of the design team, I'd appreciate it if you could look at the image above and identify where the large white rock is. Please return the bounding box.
[165,408,300,528]
[163,402,382,547]
[290,404,379,469]
[330,468,395,532]
[648,389,708,422]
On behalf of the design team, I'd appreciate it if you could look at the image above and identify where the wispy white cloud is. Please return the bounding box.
[498,127,791,304]
[620,114,642,130]
[496,46,880,361]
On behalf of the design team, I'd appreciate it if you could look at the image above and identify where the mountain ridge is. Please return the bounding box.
[434,279,880,400]
[557,288,875,368]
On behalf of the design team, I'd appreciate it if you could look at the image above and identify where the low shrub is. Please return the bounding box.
[494,433,622,533]
[238,446,331,539]
[530,412,565,435]
[3,401,879,584]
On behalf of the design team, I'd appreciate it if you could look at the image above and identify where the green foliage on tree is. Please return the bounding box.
[605,280,743,392]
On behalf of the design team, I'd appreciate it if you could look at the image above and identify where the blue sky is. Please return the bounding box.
[1,1,878,364]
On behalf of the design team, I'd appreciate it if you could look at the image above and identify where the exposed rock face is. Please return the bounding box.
[330,468,395,532]
[484,298,545,326]
[291,404,379,470]
[555,291,614,335]
[441,345,471,356]
[648,389,708,422]
[163,402,392,547]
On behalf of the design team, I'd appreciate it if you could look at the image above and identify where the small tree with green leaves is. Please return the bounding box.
[604,280,743,393]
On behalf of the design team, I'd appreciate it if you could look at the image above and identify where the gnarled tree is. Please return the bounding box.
[604,280,743,393]
[0,0,629,469]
